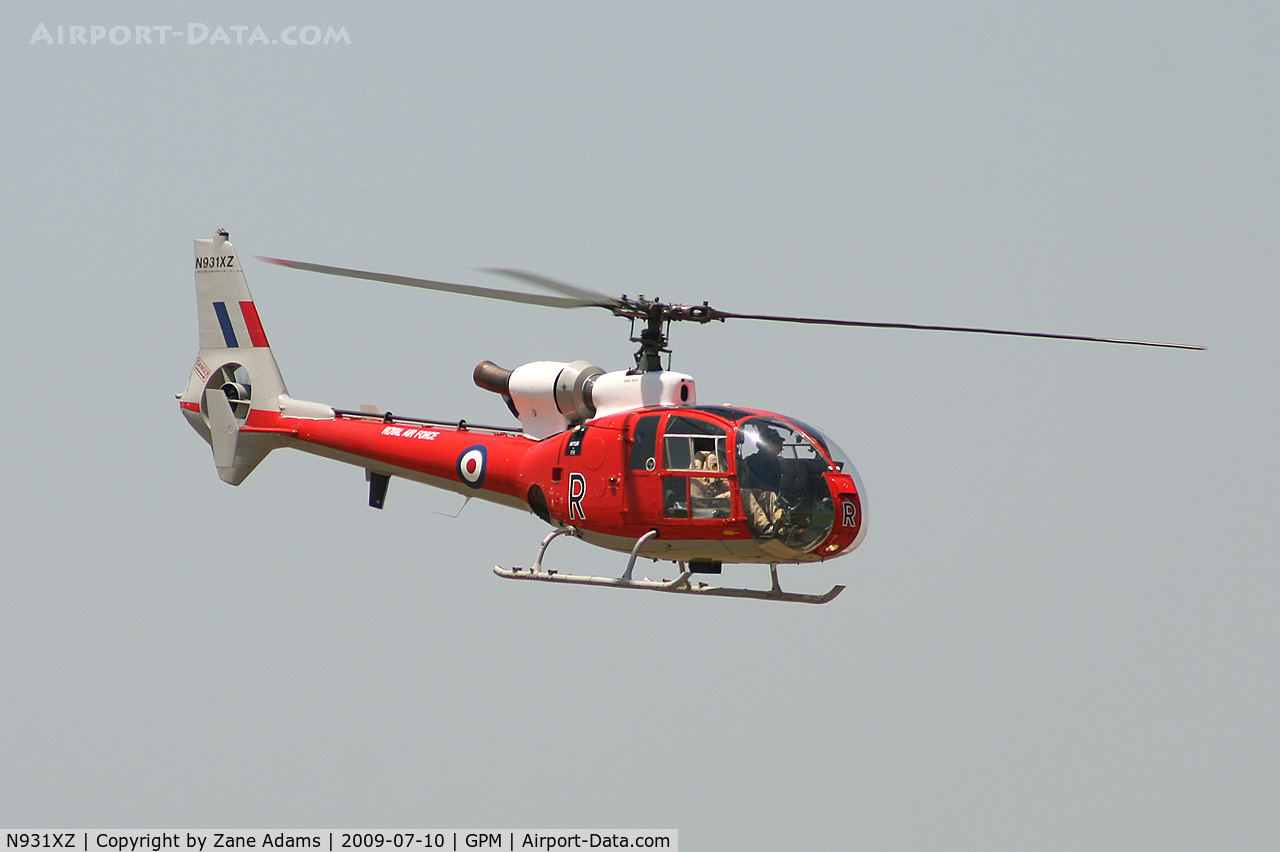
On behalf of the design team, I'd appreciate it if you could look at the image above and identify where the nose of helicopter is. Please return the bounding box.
[823,463,867,557]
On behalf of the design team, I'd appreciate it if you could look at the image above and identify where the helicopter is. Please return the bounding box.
[179,230,1203,604]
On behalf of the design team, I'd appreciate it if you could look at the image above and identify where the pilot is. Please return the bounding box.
[742,426,786,536]
[744,426,784,490]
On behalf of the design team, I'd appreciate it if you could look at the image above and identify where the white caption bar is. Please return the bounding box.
[2,832,677,852]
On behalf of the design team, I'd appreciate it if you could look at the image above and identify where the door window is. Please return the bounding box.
[661,415,731,518]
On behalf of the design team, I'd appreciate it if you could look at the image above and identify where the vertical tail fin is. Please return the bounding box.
[179,231,288,485]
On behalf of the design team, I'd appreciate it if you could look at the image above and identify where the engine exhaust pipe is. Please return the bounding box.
[473,360,512,395]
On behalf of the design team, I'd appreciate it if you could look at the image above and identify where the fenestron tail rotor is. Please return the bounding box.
[257,257,1206,365]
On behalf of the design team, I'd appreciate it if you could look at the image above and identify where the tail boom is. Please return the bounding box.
[235,407,533,510]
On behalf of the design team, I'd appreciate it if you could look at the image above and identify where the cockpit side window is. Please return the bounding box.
[629,414,660,471]
[661,415,731,519]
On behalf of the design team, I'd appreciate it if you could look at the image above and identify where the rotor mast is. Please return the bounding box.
[630,303,669,373]
[621,298,724,373]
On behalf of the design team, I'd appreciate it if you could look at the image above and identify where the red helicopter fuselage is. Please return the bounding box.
[206,401,866,567]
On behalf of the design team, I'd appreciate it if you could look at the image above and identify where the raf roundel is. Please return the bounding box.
[456,445,487,489]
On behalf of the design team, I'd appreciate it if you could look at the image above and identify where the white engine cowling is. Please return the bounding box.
[507,360,602,439]
[475,359,696,439]
[588,370,696,419]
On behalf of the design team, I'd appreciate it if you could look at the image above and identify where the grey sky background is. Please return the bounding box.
[2,1,1275,848]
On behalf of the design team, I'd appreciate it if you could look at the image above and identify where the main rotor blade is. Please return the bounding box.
[480,268,619,307]
[714,311,1206,350]
[257,257,599,309]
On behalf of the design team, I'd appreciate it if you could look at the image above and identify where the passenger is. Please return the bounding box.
[690,450,730,517]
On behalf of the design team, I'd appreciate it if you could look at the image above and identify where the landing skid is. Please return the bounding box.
[493,528,845,605]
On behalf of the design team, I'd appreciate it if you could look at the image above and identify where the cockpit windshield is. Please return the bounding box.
[786,418,853,472]
[736,417,835,552]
